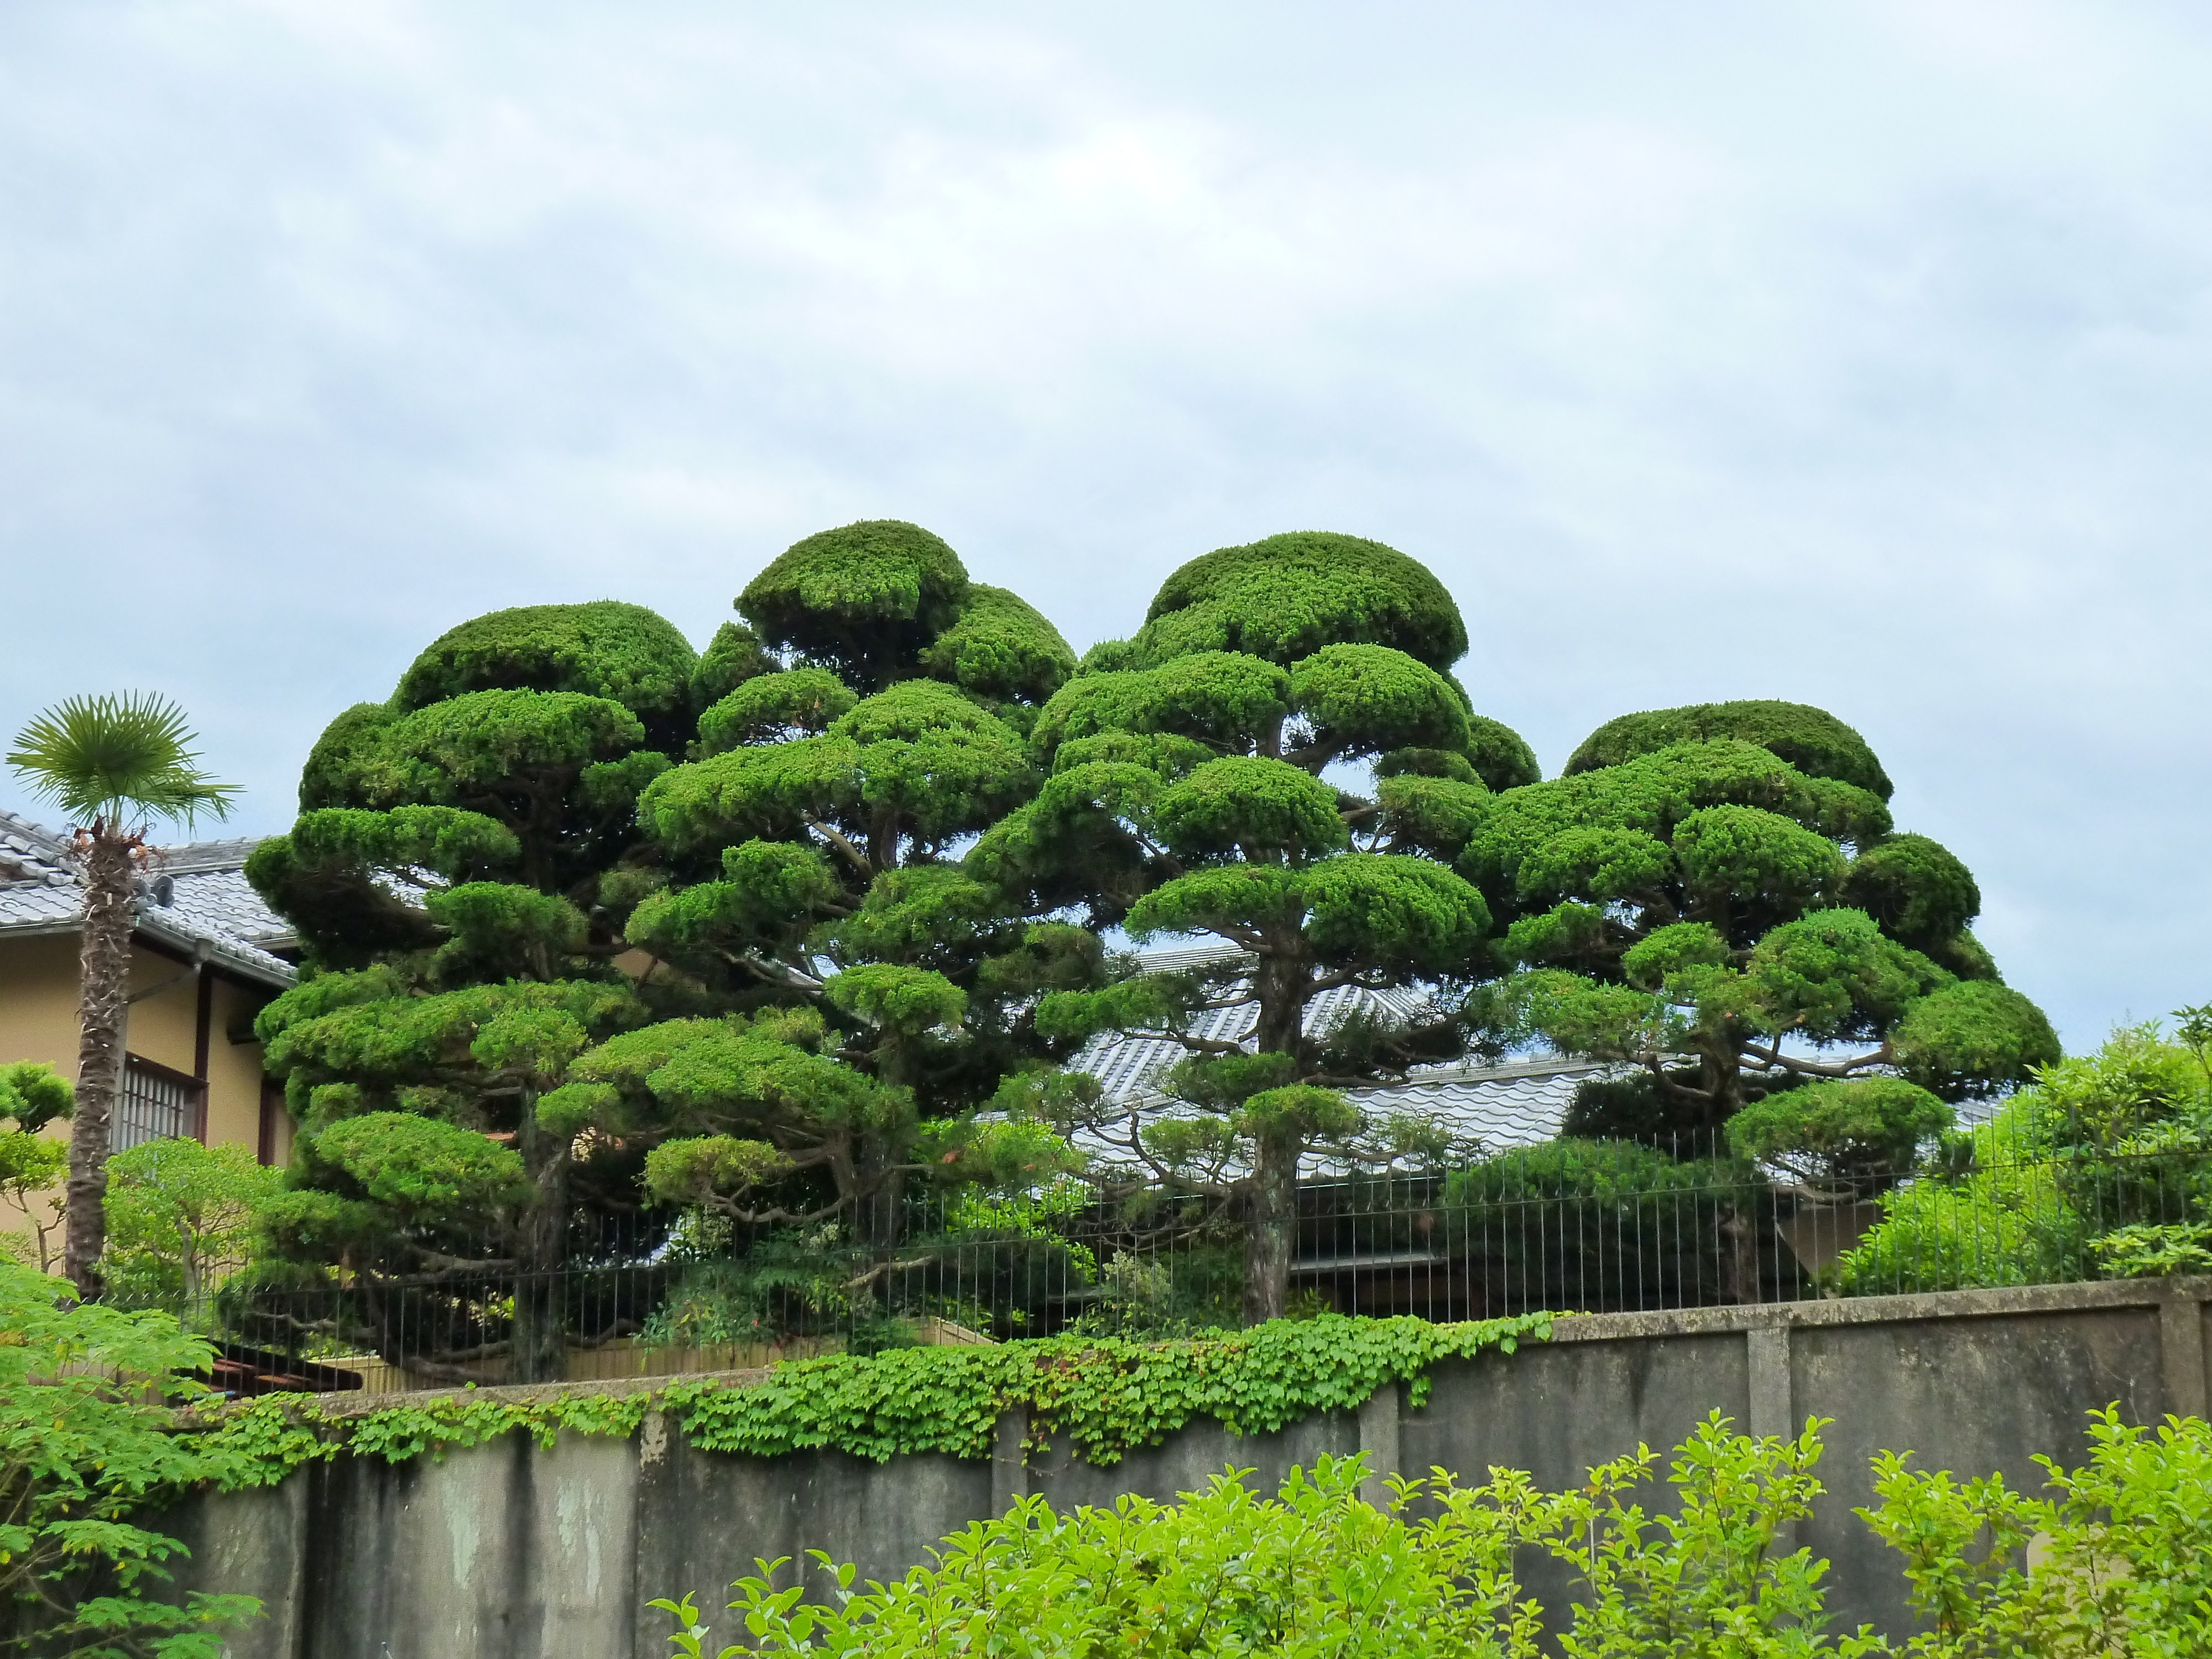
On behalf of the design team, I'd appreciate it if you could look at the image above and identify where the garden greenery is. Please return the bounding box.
[191,1312,1552,1488]
[657,1407,2212,1658]
[1837,1015,2212,1296]
[0,1262,258,1659]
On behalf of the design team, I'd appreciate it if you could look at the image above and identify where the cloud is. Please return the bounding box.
[2,1,2209,1047]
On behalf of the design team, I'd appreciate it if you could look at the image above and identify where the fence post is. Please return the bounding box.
[1746,1315,1793,1441]
[2158,1287,2209,1421]
[1358,1382,1401,1510]
[991,1407,1030,1515]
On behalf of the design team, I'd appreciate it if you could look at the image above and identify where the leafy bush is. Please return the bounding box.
[100,1138,284,1312]
[657,1408,2212,1657]
[1837,1016,2212,1296]
[1863,1407,2212,1652]
[1,1262,259,1657]
[0,1061,72,1272]
[1443,1139,1795,1310]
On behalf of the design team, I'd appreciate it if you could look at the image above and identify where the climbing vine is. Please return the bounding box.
[195,1312,1551,1489]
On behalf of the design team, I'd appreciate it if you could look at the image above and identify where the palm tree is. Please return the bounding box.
[7,693,237,1296]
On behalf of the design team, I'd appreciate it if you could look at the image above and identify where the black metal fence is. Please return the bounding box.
[144,1126,2212,1397]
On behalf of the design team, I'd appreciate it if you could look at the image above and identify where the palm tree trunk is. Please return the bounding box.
[64,826,135,1297]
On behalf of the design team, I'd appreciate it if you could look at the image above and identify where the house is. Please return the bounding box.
[0,811,299,1238]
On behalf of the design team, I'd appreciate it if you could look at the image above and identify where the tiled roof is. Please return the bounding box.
[1068,945,1613,1171]
[0,810,297,988]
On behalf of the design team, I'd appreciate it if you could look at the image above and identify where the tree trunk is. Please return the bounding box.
[1239,1138,1299,1325]
[64,826,135,1298]
[509,1096,571,1383]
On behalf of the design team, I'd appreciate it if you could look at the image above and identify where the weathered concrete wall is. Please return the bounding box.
[168,1276,2212,1658]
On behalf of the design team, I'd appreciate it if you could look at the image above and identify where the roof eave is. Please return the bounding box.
[0,912,299,992]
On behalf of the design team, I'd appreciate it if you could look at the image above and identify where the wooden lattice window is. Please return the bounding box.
[111,1053,206,1150]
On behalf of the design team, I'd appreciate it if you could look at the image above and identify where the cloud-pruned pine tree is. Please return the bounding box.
[973,531,1535,1322]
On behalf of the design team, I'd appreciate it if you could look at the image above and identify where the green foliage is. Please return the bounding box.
[1468,720,2053,1134]
[1725,1079,1954,1186]
[294,701,398,812]
[391,599,698,731]
[1445,1140,1785,1310]
[1531,1412,1860,1658]
[1837,834,1981,954]
[6,692,238,833]
[1859,1406,2212,1653]
[0,1062,73,1136]
[993,534,1535,1321]
[356,689,648,803]
[1836,1017,2212,1295]
[1376,773,1493,863]
[1286,643,1469,761]
[101,1139,284,1309]
[643,682,1032,864]
[1890,980,2062,1102]
[252,547,1088,1384]
[1566,699,1894,801]
[1,1262,260,1657]
[1132,530,1469,671]
[738,520,972,691]
[657,1407,2212,1658]
[1464,712,1543,792]
[661,1454,1545,1659]
[916,584,1078,705]
[696,669,858,754]
[195,1311,1551,1488]
[1030,653,1292,759]
[1154,757,1348,862]
[638,1223,865,1346]
[0,1065,71,1273]
[692,621,777,713]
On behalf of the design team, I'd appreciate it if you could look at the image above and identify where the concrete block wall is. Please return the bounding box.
[169,1275,2212,1658]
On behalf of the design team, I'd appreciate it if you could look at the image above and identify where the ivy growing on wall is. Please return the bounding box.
[196,1312,1552,1488]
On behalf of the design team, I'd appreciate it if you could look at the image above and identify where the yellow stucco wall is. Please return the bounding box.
[0,933,83,1076]
[1,932,290,1259]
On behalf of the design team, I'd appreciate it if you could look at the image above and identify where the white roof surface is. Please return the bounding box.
[0,810,297,987]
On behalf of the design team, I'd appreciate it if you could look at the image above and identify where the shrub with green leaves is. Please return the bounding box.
[99,1138,284,1311]
[1443,1139,1790,1311]
[1861,1406,2212,1653]
[0,1262,258,1657]
[1836,1014,2212,1296]
[0,1061,72,1272]
[657,1407,2212,1657]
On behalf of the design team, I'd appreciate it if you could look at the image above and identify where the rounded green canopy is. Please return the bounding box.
[393,600,697,725]
[1565,700,1893,801]
[1132,531,1469,672]
[738,519,971,688]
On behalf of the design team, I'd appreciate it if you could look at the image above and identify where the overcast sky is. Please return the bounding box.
[3,2,2208,1051]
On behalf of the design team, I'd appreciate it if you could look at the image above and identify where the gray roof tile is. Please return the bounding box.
[0,809,296,988]
[1068,948,1616,1170]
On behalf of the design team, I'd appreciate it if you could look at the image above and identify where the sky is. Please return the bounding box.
[2,1,2208,1052]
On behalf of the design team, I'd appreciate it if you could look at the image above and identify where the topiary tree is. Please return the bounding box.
[244,602,692,1378]
[974,531,1534,1321]
[571,525,1100,1258]
[1464,700,2059,1165]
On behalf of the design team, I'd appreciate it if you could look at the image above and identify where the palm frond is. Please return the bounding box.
[7,692,239,833]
